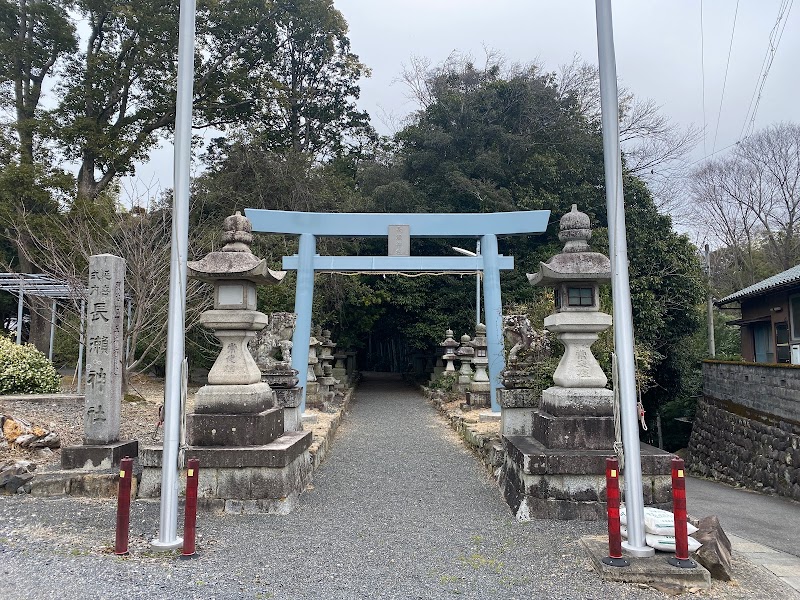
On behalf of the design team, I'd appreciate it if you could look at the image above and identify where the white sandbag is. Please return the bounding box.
[620,526,702,553]
[619,506,698,536]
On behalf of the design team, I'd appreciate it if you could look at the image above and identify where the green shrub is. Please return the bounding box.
[0,335,61,395]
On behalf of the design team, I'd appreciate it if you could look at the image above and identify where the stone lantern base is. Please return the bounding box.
[139,390,312,513]
[500,435,674,521]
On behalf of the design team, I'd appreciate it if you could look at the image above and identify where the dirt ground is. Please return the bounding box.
[1,374,340,471]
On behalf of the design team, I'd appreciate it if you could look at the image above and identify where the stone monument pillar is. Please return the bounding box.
[62,254,137,469]
[305,335,322,409]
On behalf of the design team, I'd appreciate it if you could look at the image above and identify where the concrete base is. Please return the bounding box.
[61,440,138,470]
[501,435,673,521]
[581,535,711,590]
[26,468,137,498]
[139,431,312,512]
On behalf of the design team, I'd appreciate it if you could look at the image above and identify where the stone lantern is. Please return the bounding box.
[187,211,286,413]
[441,329,459,372]
[456,333,474,391]
[139,212,315,514]
[527,204,613,448]
[497,205,673,521]
[469,323,491,407]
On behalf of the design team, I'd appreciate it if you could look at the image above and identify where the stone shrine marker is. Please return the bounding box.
[62,253,136,469]
[84,254,125,443]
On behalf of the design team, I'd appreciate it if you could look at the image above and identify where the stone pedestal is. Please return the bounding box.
[273,387,302,432]
[501,435,673,521]
[61,440,139,470]
[498,388,539,436]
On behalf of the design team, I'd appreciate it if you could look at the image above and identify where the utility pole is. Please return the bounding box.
[705,244,716,358]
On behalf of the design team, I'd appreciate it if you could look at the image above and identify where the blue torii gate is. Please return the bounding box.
[245,209,550,412]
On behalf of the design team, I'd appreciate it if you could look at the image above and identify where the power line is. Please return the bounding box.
[739,0,793,140]
[712,0,740,153]
[687,141,740,168]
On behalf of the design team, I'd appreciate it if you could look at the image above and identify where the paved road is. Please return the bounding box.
[0,373,792,599]
[687,475,800,557]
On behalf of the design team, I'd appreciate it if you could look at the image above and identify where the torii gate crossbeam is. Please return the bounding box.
[246,209,550,413]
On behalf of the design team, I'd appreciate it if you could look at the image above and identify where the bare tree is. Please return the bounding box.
[557,57,701,223]
[692,123,800,291]
[12,195,214,385]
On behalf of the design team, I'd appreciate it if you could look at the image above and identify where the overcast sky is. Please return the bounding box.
[124,1,799,204]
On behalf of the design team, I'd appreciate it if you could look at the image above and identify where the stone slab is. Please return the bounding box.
[580,535,711,589]
[139,430,311,469]
[532,410,616,450]
[186,408,283,446]
[83,253,126,444]
[193,382,273,414]
[503,435,674,475]
[478,411,501,423]
[61,440,138,470]
[540,386,613,416]
[27,469,138,499]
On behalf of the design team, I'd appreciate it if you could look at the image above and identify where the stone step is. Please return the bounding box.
[140,430,311,469]
[186,407,283,446]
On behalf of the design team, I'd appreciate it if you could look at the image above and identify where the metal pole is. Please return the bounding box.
[16,278,23,344]
[48,300,57,361]
[595,0,653,558]
[291,233,316,413]
[705,244,716,358]
[476,240,481,327]
[125,299,133,367]
[481,233,504,413]
[153,0,195,551]
[77,299,85,394]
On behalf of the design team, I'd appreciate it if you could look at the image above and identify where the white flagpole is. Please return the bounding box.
[152,0,196,550]
[595,0,654,557]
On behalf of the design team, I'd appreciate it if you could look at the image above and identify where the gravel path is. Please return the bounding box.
[0,374,792,599]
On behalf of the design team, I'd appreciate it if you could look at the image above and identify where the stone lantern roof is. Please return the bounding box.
[188,212,286,284]
[527,205,610,286]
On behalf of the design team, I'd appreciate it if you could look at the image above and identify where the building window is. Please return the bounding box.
[791,294,800,340]
[567,287,594,307]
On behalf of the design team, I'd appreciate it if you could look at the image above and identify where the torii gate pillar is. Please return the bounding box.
[481,233,503,412]
[291,233,316,413]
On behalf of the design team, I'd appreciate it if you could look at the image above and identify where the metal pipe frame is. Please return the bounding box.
[481,234,505,412]
[291,233,317,413]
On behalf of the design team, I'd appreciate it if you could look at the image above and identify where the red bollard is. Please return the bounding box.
[602,457,630,567]
[668,457,696,568]
[181,458,200,559]
[115,456,133,556]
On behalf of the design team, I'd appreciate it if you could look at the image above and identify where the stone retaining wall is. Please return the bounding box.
[689,362,800,502]
[702,360,800,424]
